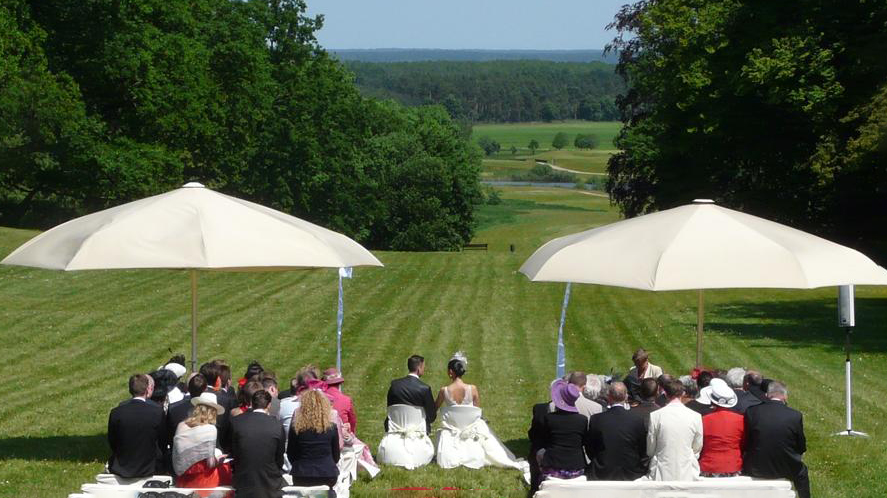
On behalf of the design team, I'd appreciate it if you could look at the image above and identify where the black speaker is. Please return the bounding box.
[838,285,855,328]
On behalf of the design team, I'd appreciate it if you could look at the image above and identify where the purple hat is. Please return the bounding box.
[551,379,580,413]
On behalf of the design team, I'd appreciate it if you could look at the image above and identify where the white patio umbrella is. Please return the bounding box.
[1,182,383,371]
[520,199,887,369]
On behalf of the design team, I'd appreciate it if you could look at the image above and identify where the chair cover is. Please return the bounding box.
[334,441,380,498]
[436,406,486,469]
[534,478,796,498]
[94,474,172,486]
[377,404,434,469]
[281,485,331,497]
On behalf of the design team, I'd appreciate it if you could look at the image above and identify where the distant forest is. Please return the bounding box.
[345,60,623,123]
[331,48,616,63]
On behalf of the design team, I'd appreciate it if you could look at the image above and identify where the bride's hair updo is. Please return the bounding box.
[448,351,468,378]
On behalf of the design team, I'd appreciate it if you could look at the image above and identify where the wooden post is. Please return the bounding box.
[190,270,198,373]
[696,289,704,368]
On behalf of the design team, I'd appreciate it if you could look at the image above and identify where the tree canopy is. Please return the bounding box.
[0,0,482,251]
[607,0,887,255]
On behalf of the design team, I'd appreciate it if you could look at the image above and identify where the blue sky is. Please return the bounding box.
[305,0,629,50]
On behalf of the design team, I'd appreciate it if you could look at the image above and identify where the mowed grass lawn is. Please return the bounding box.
[2,187,887,498]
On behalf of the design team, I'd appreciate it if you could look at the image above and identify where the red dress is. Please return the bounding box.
[176,459,233,495]
[699,407,745,473]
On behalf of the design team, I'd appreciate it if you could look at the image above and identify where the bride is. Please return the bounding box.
[434,352,529,481]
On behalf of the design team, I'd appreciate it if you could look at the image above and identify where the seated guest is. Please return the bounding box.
[164,374,207,474]
[566,371,601,420]
[587,382,648,480]
[679,375,698,403]
[646,379,703,481]
[288,390,341,496]
[743,381,810,498]
[386,355,436,434]
[231,390,286,498]
[726,367,762,414]
[239,360,265,389]
[654,374,673,407]
[172,393,232,487]
[107,374,164,478]
[232,380,264,417]
[686,385,715,416]
[532,379,590,482]
[150,368,179,412]
[162,362,188,404]
[623,372,641,404]
[629,348,663,379]
[744,369,767,402]
[279,366,321,436]
[260,373,281,417]
[581,374,605,417]
[696,370,714,390]
[200,360,236,452]
[324,368,357,434]
[631,378,660,423]
[699,381,745,477]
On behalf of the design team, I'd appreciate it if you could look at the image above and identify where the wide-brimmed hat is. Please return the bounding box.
[697,386,713,405]
[162,362,187,379]
[191,392,224,414]
[323,368,345,385]
[551,379,580,413]
[709,379,738,408]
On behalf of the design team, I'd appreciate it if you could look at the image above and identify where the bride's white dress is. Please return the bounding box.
[436,385,530,481]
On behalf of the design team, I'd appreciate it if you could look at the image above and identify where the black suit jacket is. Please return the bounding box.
[587,406,648,480]
[231,411,286,498]
[107,398,164,478]
[207,387,236,453]
[386,375,436,433]
[538,410,591,471]
[287,424,340,479]
[527,401,553,493]
[685,399,715,416]
[743,400,807,479]
[630,400,659,426]
[730,389,763,414]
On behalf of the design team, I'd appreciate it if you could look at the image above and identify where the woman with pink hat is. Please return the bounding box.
[531,379,591,481]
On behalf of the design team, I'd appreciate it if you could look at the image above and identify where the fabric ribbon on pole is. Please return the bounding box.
[337,267,353,373]
[556,282,572,379]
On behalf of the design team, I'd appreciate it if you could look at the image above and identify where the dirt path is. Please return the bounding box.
[541,161,608,176]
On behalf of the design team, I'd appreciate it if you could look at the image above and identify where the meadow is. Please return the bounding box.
[473,122,619,179]
[2,186,887,498]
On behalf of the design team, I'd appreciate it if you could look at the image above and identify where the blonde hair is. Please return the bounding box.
[293,390,332,434]
[185,404,218,428]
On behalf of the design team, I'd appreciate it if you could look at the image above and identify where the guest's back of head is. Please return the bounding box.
[744,370,763,389]
[662,379,684,400]
[407,355,425,373]
[239,380,264,408]
[607,381,628,405]
[293,390,332,434]
[567,371,586,388]
[251,390,272,411]
[640,378,658,401]
[185,404,218,428]
[129,373,152,397]
[188,373,208,399]
[199,362,221,389]
[217,361,232,389]
[679,375,698,399]
[584,374,603,400]
[243,361,264,381]
[150,369,178,403]
[726,367,746,389]
[697,371,714,389]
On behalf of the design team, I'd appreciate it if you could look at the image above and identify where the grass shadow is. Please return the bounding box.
[0,434,107,463]
[706,297,887,353]
[502,438,530,459]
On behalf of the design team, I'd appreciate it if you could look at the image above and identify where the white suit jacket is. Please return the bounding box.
[646,400,703,481]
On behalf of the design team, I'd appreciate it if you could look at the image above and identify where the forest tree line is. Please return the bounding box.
[345,60,623,123]
[0,0,482,251]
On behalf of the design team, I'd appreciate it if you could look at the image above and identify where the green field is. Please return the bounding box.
[474,122,619,178]
[472,121,621,150]
[2,187,887,498]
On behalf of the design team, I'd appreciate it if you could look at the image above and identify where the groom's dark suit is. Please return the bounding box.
[386,374,436,433]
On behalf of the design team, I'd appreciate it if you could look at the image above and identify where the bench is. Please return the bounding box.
[463,243,488,251]
[534,477,796,498]
[78,483,329,498]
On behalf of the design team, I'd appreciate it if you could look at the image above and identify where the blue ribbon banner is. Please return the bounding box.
[337,267,353,373]
[556,282,572,379]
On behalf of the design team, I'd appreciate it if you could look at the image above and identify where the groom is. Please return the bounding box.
[386,354,437,433]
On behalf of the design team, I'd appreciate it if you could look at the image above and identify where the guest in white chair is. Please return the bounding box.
[646,379,703,481]
[531,379,590,482]
[386,355,436,434]
[107,374,164,480]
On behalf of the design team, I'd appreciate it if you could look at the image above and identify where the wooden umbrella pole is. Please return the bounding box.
[696,289,704,368]
[190,270,198,373]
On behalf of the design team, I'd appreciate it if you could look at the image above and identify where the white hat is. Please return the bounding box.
[709,379,738,408]
[163,362,187,379]
[697,386,713,405]
[191,392,224,414]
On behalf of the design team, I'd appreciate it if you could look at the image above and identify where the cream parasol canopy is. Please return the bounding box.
[1,182,383,370]
[520,199,887,367]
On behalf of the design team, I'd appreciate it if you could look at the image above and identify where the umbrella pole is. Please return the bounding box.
[696,289,704,368]
[556,282,572,379]
[190,270,198,373]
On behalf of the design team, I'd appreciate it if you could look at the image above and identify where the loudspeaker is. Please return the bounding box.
[838,285,855,328]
